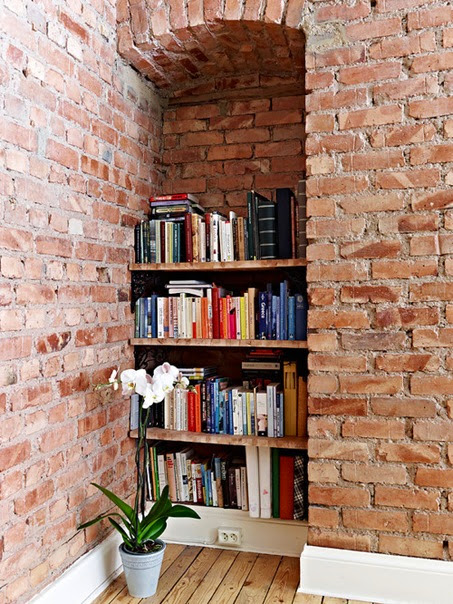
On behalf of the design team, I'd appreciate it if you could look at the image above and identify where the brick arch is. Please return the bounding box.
[117,0,306,90]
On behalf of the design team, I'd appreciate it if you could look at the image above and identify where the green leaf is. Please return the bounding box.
[141,490,171,529]
[139,518,167,543]
[167,505,201,519]
[78,512,134,533]
[109,518,133,549]
[90,483,136,525]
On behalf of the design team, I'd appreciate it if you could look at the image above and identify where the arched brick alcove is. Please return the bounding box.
[117,0,305,91]
[117,0,306,210]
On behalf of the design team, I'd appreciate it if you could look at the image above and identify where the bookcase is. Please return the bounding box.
[129,257,309,555]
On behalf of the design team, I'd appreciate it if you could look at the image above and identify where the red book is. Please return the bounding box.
[279,455,295,520]
[150,193,198,202]
[188,390,196,432]
[229,309,236,341]
[219,298,226,339]
[212,287,220,339]
[201,297,208,339]
[184,214,193,262]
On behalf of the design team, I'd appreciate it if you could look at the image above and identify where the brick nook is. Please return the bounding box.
[0,0,452,602]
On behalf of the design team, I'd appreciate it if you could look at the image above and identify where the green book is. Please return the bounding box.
[271,448,280,518]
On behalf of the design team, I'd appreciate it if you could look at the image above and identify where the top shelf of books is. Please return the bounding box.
[130,258,308,272]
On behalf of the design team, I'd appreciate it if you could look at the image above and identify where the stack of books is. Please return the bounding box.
[134,189,305,264]
[245,446,308,521]
[146,444,248,509]
[134,282,307,341]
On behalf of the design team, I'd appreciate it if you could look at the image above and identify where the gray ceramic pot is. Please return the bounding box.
[119,540,166,598]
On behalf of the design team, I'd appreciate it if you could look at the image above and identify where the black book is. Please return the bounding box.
[257,196,277,259]
[276,188,293,259]
[134,224,141,263]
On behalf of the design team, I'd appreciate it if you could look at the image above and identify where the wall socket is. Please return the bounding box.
[217,527,242,546]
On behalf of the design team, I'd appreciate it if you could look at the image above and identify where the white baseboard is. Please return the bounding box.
[31,507,306,603]
[164,504,307,557]
[300,545,453,604]
[30,532,123,604]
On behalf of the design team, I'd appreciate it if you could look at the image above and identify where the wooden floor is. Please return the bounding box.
[94,544,377,604]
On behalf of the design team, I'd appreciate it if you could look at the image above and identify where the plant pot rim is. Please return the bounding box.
[119,539,166,556]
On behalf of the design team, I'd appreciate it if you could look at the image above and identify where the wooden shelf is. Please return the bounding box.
[129,258,307,272]
[131,338,307,349]
[130,428,308,450]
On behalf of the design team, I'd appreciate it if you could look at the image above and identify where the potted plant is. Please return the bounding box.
[78,363,200,598]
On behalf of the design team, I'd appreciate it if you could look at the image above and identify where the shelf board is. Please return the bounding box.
[129,258,307,272]
[131,337,307,348]
[130,428,308,450]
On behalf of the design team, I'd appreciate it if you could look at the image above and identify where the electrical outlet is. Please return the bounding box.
[217,527,241,546]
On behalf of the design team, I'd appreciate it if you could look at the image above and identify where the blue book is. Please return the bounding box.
[279,281,288,340]
[228,390,234,435]
[140,297,146,338]
[288,296,296,340]
[218,387,225,434]
[266,284,273,340]
[258,291,267,339]
[201,464,208,505]
[271,295,278,340]
[275,297,280,340]
[295,294,308,341]
[151,294,158,338]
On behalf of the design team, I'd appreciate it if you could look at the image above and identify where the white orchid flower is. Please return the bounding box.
[153,362,179,381]
[158,372,176,393]
[109,369,119,390]
[142,380,165,408]
[179,376,189,388]
[120,368,149,396]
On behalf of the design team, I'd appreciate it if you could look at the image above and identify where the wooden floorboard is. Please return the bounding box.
[100,544,379,604]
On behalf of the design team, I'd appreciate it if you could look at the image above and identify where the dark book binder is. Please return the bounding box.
[257,197,277,260]
[276,187,293,259]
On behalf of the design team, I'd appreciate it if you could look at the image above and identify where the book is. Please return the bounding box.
[297,376,308,437]
[283,361,297,436]
[279,454,295,520]
[257,196,277,259]
[245,446,260,518]
[276,188,293,259]
[258,447,271,518]
[293,454,307,520]
[271,449,280,518]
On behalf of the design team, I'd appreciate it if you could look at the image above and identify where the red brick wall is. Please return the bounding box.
[0,1,163,601]
[305,0,453,560]
[162,90,305,210]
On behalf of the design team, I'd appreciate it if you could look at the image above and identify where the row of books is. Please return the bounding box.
[134,282,308,341]
[146,444,248,510]
[246,446,308,520]
[134,189,307,264]
[131,359,308,438]
[145,443,308,521]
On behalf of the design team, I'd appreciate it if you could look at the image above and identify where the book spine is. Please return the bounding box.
[295,293,308,341]
[288,295,296,340]
[134,224,141,263]
[258,292,267,339]
[184,213,193,262]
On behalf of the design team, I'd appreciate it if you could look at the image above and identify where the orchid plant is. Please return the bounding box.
[78,363,199,553]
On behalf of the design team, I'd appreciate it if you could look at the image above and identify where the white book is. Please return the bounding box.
[245,446,260,518]
[267,383,274,437]
[157,297,165,338]
[219,220,225,262]
[164,392,171,429]
[186,297,193,339]
[180,294,186,338]
[211,472,218,507]
[157,455,167,495]
[175,452,184,502]
[199,221,206,262]
[211,214,219,261]
[258,447,272,518]
[232,388,240,435]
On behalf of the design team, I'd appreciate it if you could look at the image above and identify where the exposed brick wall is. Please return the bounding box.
[304,0,453,560]
[0,0,163,601]
[162,89,305,210]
